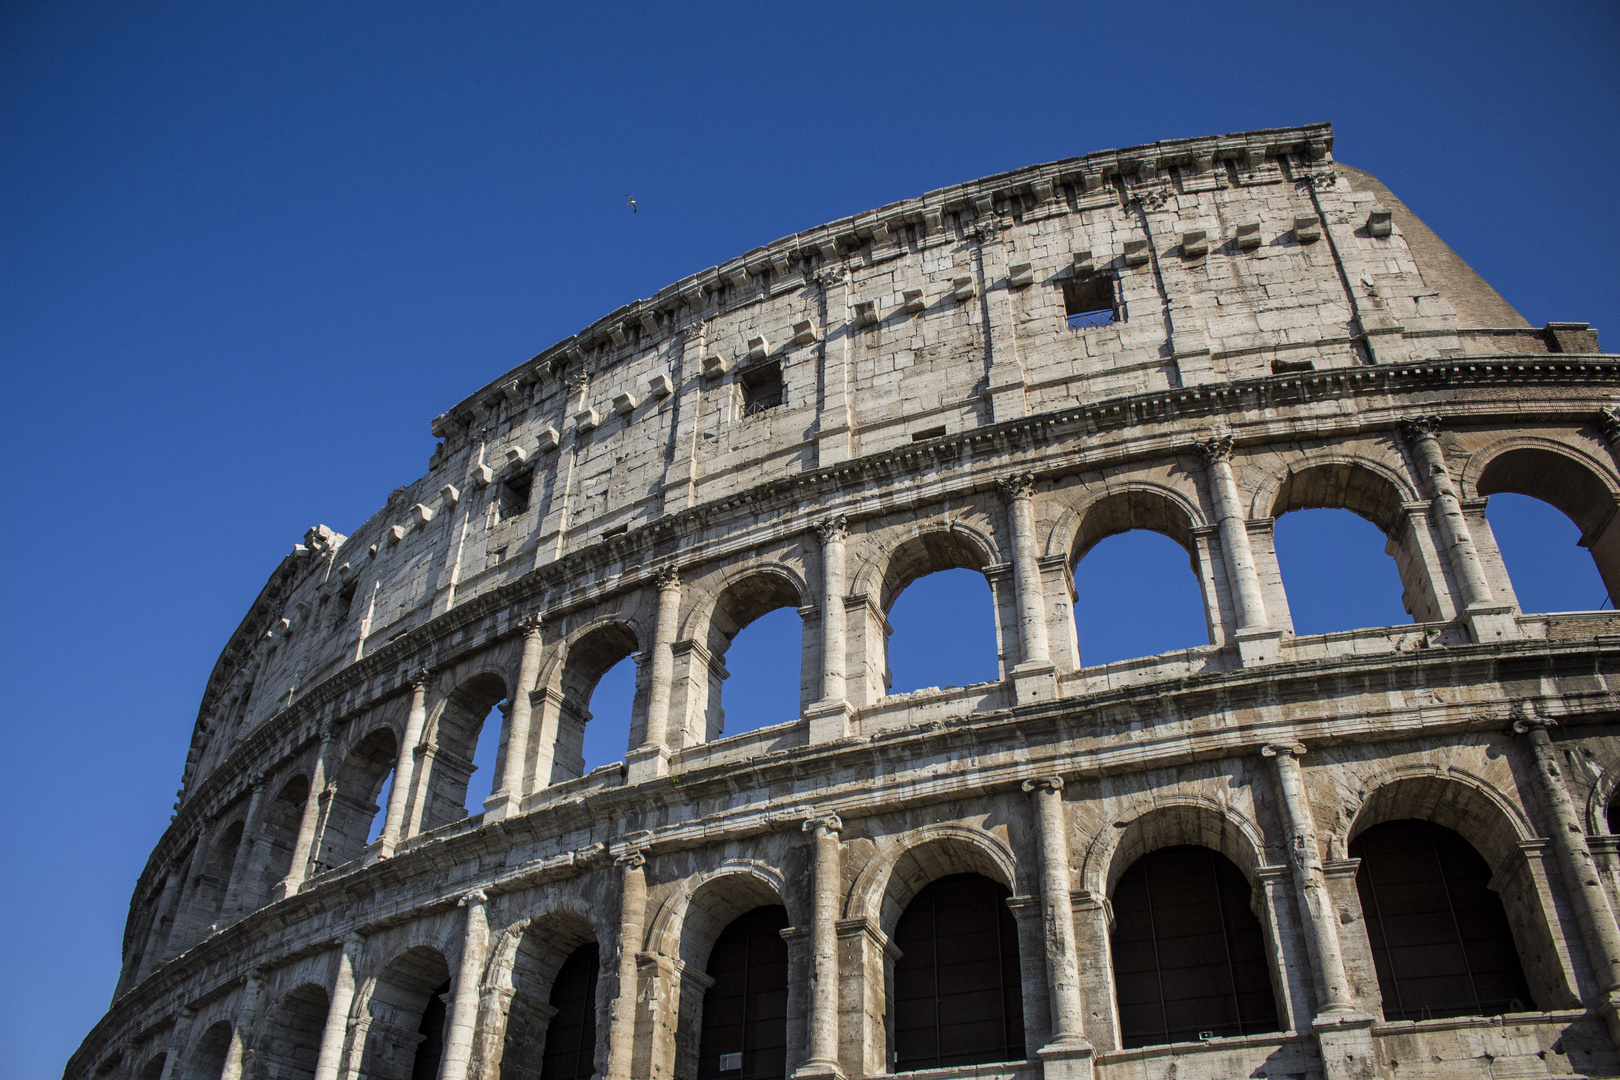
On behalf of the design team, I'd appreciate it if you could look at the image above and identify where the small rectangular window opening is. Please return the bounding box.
[498,470,533,521]
[1064,276,1117,329]
[911,426,946,442]
[741,361,784,416]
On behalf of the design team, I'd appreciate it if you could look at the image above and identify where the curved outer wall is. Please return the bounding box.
[69,123,1620,1080]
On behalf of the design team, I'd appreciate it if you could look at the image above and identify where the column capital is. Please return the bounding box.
[1599,406,1620,448]
[813,515,848,544]
[653,565,681,590]
[1021,775,1065,794]
[997,471,1037,501]
[1398,415,1445,441]
[615,850,647,870]
[316,718,337,744]
[341,930,367,952]
[1261,742,1308,759]
[458,889,488,909]
[1512,716,1558,736]
[1195,433,1235,462]
[248,770,268,790]
[802,811,843,836]
[408,666,433,691]
[517,611,543,637]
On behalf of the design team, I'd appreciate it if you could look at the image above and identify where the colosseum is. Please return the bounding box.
[66,121,1620,1080]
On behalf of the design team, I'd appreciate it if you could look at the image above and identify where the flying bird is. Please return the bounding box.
[626,194,637,213]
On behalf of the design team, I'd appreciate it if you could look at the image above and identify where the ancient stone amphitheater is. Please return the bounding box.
[69,122,1620,1080]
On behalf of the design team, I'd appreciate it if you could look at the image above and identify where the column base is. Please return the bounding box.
[1597,990,1620,1055]
[625,745,671,784]
[805,699,854,743]
[1037,1038,1095,1080]
[791,1060,843,1080]
[1464,602,1519,643]
[1312,1010,1378,1080]
[481,789,521,822]
[1012,661,1058,704]
[1235,626,1283,666]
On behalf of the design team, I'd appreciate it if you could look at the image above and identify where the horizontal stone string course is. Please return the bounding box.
[74,124,1620,1080]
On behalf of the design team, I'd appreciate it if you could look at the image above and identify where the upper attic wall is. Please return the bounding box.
[178,121,1564,796]
[1337,163,1529,329]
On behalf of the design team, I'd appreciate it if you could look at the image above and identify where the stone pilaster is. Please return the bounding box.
[1400,417,1516,641]
[1000,473,1056,703]
[377,668,431,858]
[629,569,681,782]
[1023,777,1093,1080]
[311,933,363,1080]
[806,516,852,742]
[1514,711,1620,1048]
[484,614,543,820]
[219,969,267,1080]
[797,813,844,1079]
[276,725,333,899]
[439,891,489,1080]
[1198,435,1278,664]
[605,850,647,1080]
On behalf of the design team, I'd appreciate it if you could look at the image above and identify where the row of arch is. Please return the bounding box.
[110,761,1612,1080]
[128,431,1620,988]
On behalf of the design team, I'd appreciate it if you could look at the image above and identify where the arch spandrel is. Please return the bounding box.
[676,559,810,647]
[842,823,1021,935]
[1078,793,1272,898]
[1248,446,1420,531]
[1045,480,1208,565]
[643,860,796,970]
[1329,764,1536,869]
[847,514,1002,612]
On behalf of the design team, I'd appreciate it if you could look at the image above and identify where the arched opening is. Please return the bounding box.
[317,727,397,871]
[1486,492,1610,612]
[1271,465,1416,634]
[880,532,999,695]
[257,983,328,1080]
[256,776,310,908]
[891,873,1025,1071]
[696,906,790,1080]
[556,623,640,780]
[701,574,805,741]
[418,673,507,830]
[1109,845,1279,1048]
[136,1054,166,1080]
[187,820,246,940]
[357,946,452,1080]
[493,913,599,1080]
[1069,490,1209,666]
[539,943,601,1080]
[1351,820,1533,1021]
[180,1021,233,1080]
[1477,447,1620,604]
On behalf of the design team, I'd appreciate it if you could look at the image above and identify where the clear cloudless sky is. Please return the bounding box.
[3,3,1617,1076]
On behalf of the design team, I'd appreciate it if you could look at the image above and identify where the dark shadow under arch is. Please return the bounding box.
[358,946,452,1080]
[1110,845,1279,1048]
[697,905,789,1080]
[420,672,507,831]
[257,983,328,1080]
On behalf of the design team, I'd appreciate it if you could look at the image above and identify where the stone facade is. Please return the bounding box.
[65,123,1620,1080]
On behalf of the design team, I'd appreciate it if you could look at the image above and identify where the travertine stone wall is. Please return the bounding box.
[70,124,1620,1080]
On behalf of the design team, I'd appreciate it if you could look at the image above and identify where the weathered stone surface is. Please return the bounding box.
[69,123,1620,1080]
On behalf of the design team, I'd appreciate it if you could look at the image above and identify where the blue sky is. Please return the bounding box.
[3,3,1617,1077]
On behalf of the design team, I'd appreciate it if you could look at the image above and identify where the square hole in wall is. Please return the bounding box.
[740,361,784,416]
[498,470,533,521]
[1063,276,1118,329]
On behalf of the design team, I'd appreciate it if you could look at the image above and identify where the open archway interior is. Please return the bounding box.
[1073,529,1207,665]
[890,872,1025,1071]
[257,983,328,1080]
[1351,819,1533,1021]
[359,947,452,1080]
[1110,845,1278,1048]
[538,942,600,1080]
[499,914,598,1080]
[466,703,504,813]
[886,568,998,694]
[712,607,801,739]
[557,624,639,780]
[319,726,396,864]
[179,819,245,945]
[256,775,310,907]
[179,1021,232,1080]
[705,574,804,740]
[136,1055,166,1080]
[1274,508,1409,634]
[419,673,506,830]
[696,905,789,1080]
[1486,492,1609,612]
